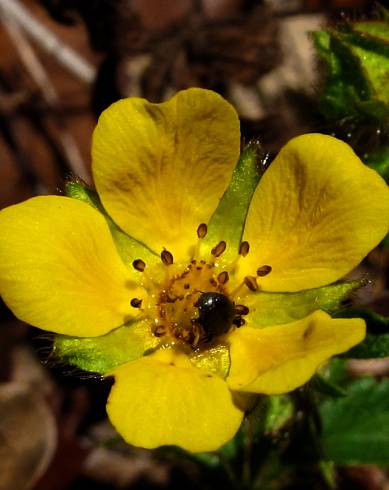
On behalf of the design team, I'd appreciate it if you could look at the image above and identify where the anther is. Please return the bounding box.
[130,298,143,308]
[257,265,272,277]
[239,241,250,257]
[211,241,226,257]
[152,325,166,337]
[217,271,229,285]
[244,275,258,292]
[197,223,208,238]
[132,259,146,272]
[235,304,249,315]
[233,318,246,327]
[161,249,174,266]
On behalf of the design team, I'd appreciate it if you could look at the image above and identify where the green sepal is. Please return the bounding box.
[336,309,389,358]
[65,180,159,269]
[53,320,159,374]
[247,280,363,328]
[201,141,266,262]
[320,377,389,464]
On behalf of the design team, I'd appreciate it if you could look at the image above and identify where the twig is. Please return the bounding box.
[0,0,95,83]
[0,11,90,182]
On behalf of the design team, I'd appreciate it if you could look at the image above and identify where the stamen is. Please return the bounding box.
[161,249,174,266]
[233,318,246,327]
[152,325,166,337]
[132,259,146,272]
[244,275,258,292]
[130,298,143,308]
[197,223,208,238]
[257,265,272,277]
[211,241,226,257]
[217,271,229,285]
[235,304,249,315]
[239,241,250,257]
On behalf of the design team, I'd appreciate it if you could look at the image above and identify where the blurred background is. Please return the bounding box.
[0,1,387,489]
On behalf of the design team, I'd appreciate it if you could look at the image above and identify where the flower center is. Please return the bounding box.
[154,258,240,348]
[130,224,271,350]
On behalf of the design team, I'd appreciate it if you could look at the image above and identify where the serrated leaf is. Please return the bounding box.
[313,19,389,123]
[313,29,373,120]
[320,377,389,464]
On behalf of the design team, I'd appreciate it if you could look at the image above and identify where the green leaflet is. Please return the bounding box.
[53,320,159,374]
[65,181,159,270]
[201,141,266,262]
[245,280,363,328]
[320,378,389,464]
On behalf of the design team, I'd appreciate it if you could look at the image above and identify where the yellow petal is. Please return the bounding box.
[92,88,240,260]
[227,311,365,394]
[0,196,145,336]
[107,349,244,452]
[240,134,389,291]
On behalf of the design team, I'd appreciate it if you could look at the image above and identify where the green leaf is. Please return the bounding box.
[347,333,389,358]
[65,181,159,269]
[337,309,389,359]
[247,280,363,327]
[320,377,389,464]
[53,320,159,374]
[312,17,389,124]
[313,29,373,121]
[202,141,266,262]
[354,20,389,42]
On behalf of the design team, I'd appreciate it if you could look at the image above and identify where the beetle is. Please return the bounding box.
[196,292,235,341]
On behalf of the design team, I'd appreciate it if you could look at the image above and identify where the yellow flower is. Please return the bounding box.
[0,88,388,453]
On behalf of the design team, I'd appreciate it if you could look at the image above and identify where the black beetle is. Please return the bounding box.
[197,292,235,339]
